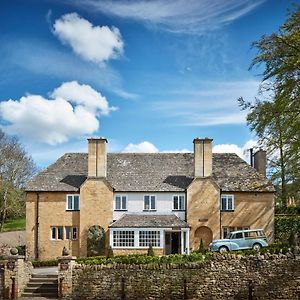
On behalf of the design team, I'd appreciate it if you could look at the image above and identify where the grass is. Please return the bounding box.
[2,217,26,232]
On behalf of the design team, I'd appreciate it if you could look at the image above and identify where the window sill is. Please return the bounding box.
[66,210,80,212]
[220,210,235,212]
[114,209,128,212]
[143,210,157,212]
[172,210,185,212]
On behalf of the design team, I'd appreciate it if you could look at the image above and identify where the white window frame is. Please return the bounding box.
[114,195,128,211]
[65,226,79,240]
[112,230,135,248]
[139,230,161,247]
[143,195,156,211]
[221,194,234,211]
[173,195,185,211]
[50,226,63,240]
[66,194,80,211]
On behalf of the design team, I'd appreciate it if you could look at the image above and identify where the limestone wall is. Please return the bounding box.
[67,255,300,300]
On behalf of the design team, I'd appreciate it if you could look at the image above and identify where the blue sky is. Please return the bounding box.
[0,0,296,168]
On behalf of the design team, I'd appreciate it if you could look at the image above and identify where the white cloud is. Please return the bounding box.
[0,81,116,145]
[213,139,258,161]
[122,141,159,153]
[73,0,265,34]
[122,141,191,153]
[51,81,117,115]
[53,13,123,63]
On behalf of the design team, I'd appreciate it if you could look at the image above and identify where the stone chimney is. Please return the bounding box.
[193,138,213,177]
[87,138,108,178]
[253,149,266,177]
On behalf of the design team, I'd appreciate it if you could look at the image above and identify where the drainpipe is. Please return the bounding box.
[219,189,222,239]
[35,192,40,260]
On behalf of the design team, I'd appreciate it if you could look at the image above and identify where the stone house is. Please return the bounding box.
[25,138,274,260]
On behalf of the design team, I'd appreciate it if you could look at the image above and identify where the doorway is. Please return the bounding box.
[165,232,181,254]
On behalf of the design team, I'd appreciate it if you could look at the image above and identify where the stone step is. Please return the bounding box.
[27,282,58,288]
[24,285,58,293]
[21,291,58,298]
[32,274,58,279]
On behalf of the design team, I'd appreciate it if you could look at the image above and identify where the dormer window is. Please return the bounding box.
[66,194,80,211]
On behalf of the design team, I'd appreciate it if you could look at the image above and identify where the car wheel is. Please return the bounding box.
[253,243,262,251]
[219,246,228,253]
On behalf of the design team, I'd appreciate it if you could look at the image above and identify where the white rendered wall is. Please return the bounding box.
[113,192,186,221]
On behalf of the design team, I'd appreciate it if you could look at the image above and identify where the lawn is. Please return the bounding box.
[2,217,26,232]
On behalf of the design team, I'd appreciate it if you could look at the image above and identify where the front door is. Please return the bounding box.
[165,232,181,254]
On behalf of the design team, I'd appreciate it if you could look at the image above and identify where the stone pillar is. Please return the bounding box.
[0,253,31,299]
[193,138,213,177]
[58,256,77,299]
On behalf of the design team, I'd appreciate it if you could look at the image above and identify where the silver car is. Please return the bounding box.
[209,229,268,253]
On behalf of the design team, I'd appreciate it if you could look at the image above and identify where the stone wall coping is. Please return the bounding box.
[58,256,77,261]
[1,255,25,261]
[73,254,300,271]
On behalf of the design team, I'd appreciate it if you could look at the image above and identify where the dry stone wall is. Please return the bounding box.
[67,255,300,300]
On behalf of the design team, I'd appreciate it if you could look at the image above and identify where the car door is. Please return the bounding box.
[230,232,246,250]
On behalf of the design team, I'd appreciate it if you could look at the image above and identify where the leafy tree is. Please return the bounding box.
[239,5,300,206]
[0,130,36,231]
[87,225,106,256]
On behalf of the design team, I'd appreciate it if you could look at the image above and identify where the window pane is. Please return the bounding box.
[228,197,233,210]
[139,231,160,247]
[221,197,226,210]
[113,231,134,247]
[67,196,73,210]
[179,196,185,210]
[144,196,150,210]
[72,227,78,240]
[121,196,127,210]
[51,227,56,240]
[173,196,178,210]
[65,226,71,240]
[57,226,63,240]
[115,196,121,210]
[150,196,155,209]
[74,196,79,210]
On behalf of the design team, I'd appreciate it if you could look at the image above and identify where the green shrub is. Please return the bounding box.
[275,216,300,243]
[107,246,114,258]
[16,245,26,256]
[32,259,58,267]
[147,244,155,256]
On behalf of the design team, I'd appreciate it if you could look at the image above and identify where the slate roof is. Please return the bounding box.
[26,153,274,193]
[109,214,190,228]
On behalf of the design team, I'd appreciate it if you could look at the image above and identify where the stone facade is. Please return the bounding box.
[58,255,300,300]
[113,248,164,256]
[79,178,113,257]
[187,178,220,249]
[26,192,80,260]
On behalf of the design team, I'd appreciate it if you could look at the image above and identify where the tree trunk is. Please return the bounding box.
[0,187,8,232]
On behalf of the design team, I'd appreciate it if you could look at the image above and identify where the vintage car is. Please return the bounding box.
[209,229,268,253]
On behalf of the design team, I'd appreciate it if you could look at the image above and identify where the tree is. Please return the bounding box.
[239,5,300,206]
[0,130,36,231]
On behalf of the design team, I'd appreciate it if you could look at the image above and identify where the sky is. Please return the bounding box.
[0,0,297,168]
